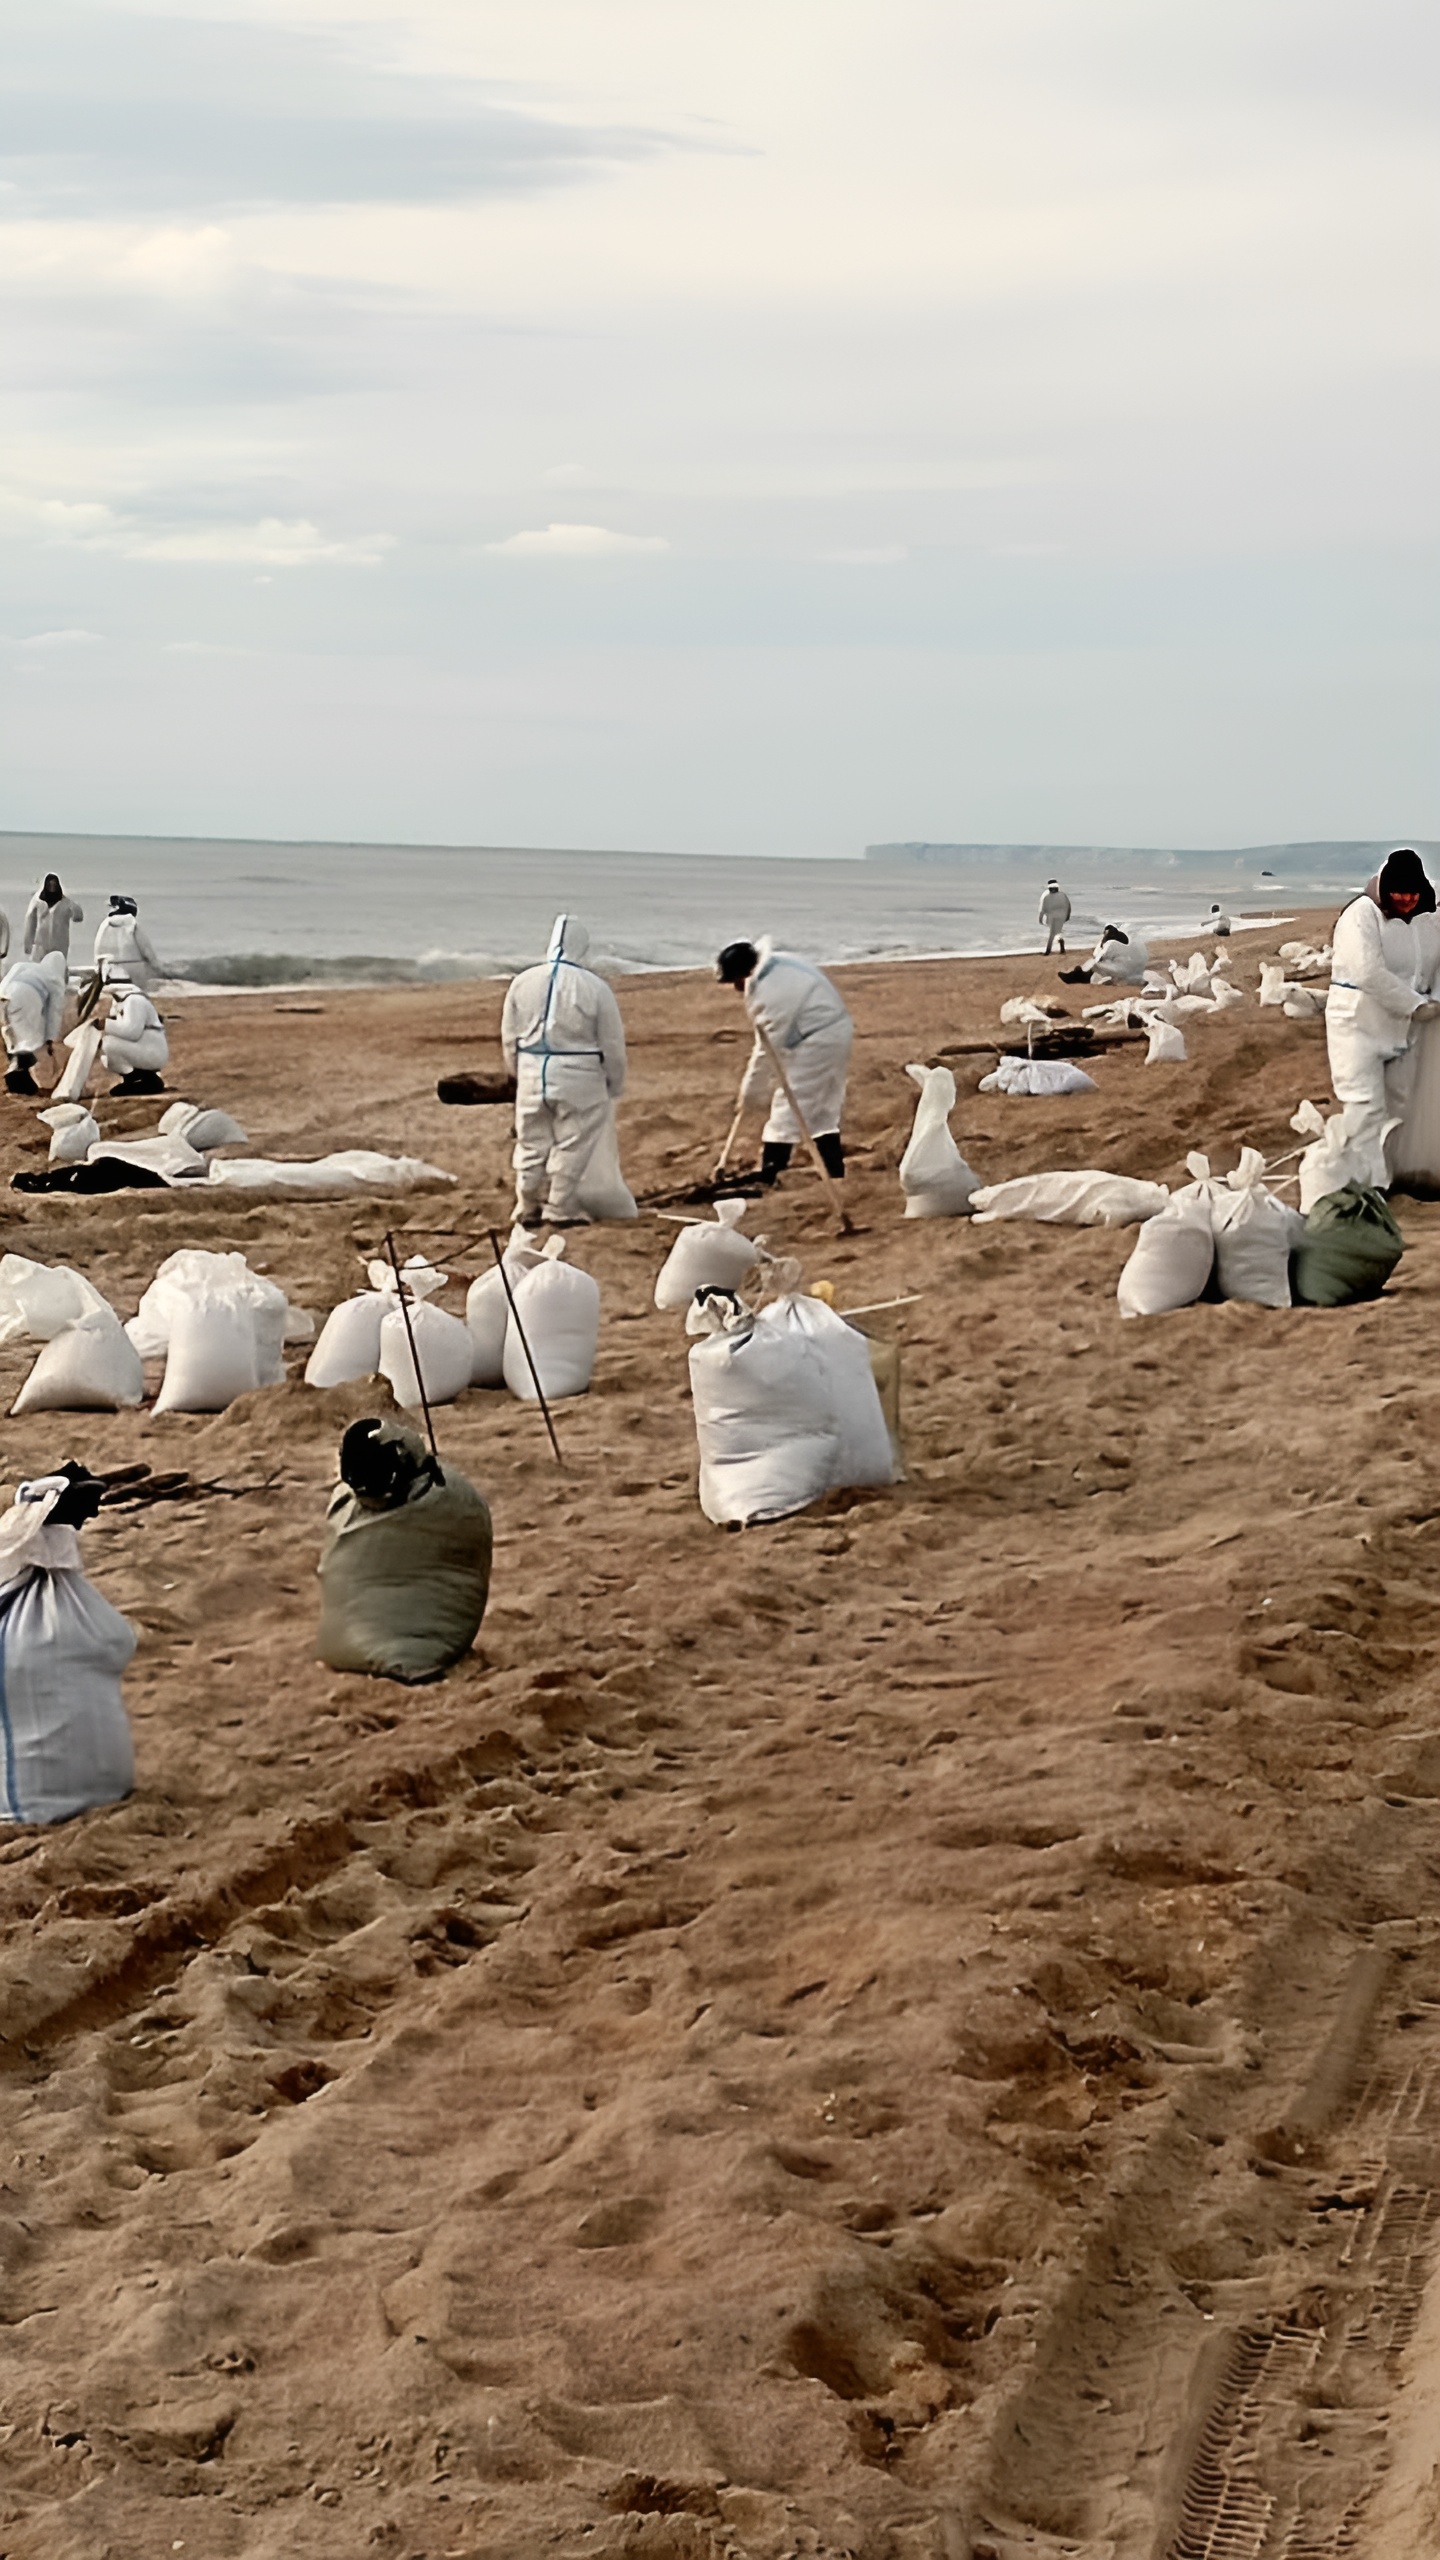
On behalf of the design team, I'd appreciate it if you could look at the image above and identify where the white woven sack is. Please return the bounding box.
[970,1172,1169,1227]
[305,1293,388,1389]
[0,1489,135,1824]
[574,1115,637,1222]
[775,1295,895,1492]
[1145,1018,1187,1064]
[38,1103,99,1165]
[687,1299,838,1526]
[1210,1150,1299,1309]
[0,1255,110,1344]
[12,1309,145,1415]
[1117,1192,1215,1318]
[154,1292,264,1413]
[653,1201,760,1309]
[503,1246,600,1401]
[379,1302,475,1409]
[159,1100,249,1151]
[898,1064,978,1217]
[466,1242,547,1384]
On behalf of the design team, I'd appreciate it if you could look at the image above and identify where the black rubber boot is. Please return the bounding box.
[5,1059,39,1097]
[110,1069,166,1096]
[815,1131,845,1179]
[758,1141,793,1186]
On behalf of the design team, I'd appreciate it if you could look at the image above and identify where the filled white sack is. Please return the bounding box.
[50,1020,102,1104]
[573,1115,638,1222]
[1145,1018,1187,1064]
[1282,985,1327,1020]
[38,1103,100,1166]
[998,997,1058,1027]
[0,1478,135,1825]
[1117,1191,1215,1318]
[134,1248,306,1412]
[12,1308,146,1415]
[379,1300,476,1409]
[87,1134,210,1183]
[304,1255,436,1391]
[1210,1147,1300,1309]
[1291,1099,1382,1212]
[1259,964,1296,1008]
[979,1057,1098,1097]
[466,1240,547,1385]
[158,1100,249,1152]
[206,1150,455,1196]
[654,1199,761,1308]
[686,1290,894,1527]
[898,1063,979,1217]
[1170,953,1212,996]
[1210,978,1245,1010]
[0,1254,110,1344]
[970,1172,1170,1227]
[503,1240,600,1401]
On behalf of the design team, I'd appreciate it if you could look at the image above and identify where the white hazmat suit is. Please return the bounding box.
[1326,876,1440,1185]
[1,953,67,1061]
[1038,883,1071,953]
[101,983,169,1079]
[24,890,83,960]
[94,903,162,991]
[501,915,627,1223]
[1087,928,1150,986]
[739,944,854,1145]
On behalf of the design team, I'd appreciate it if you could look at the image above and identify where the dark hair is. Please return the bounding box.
[715,941,758,987]
[108,894,138,916]
[1378,849,1436,915]
[40,874,62,904]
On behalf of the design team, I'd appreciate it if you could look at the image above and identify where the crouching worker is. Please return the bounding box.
[1059,923,1150,987]
[1,951,68,1094]
[317,1418,492,1685]
[100,969,168,1095]
[501,914,627,1229]
[716,939,854,1184]
[0,1465,136,1826]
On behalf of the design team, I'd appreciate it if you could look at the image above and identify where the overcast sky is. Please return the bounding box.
[1,0,1436,853]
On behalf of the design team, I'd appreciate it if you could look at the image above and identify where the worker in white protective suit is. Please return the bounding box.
[93,896,163,991]
[716,939,854,1184]
[1205,903,1232,938]
[1326,850,1440,1188]
[1,952,68,1093]
[24,873,84,961]
[501,914,627,1227]
[1038,879,1071,954]
[99,969,169,1095]
[1058,923,1150,987]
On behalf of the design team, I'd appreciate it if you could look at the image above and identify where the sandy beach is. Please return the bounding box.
[4,910,1440,2560]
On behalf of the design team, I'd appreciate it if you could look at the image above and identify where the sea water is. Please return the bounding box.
[0,831,1414,987]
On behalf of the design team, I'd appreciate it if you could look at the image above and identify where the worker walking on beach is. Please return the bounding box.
[1326,849,1440,1186]
[24,874,84,962]
[716,939,854,1184]
[1039,879,1071,953]
[501,914,627,1228]
[94,896,163,991]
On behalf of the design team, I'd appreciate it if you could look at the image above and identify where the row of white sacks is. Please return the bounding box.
[37,1098,455,1198]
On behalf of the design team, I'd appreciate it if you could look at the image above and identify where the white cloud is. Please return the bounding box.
[541,461,601,486]
[129,516,392,565]
[0,484,390,567]
[10,626,105,649]
[485,521,669,557]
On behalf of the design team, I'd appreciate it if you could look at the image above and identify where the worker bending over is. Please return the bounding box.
[501,914,627,1228]
[1059,923,1150,987]
[716,940,853,1184]
[1326,849,1440,1186]
[1,952,67,1094]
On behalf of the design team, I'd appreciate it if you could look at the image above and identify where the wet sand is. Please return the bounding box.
[5,909,1440,2560]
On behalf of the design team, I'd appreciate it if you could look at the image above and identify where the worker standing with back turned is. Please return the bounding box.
[501,914,627,1228]
[715,939,854,1185]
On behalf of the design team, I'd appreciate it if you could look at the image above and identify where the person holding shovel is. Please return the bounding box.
[715,940,853,1185]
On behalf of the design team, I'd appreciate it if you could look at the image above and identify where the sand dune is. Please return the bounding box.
[4,914,1440,2558]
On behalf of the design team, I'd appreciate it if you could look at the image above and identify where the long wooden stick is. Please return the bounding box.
[487,1229,563,1465]
[752,1021,853,1235]
[713,1091,747,1175]
[383,1231,439,1462]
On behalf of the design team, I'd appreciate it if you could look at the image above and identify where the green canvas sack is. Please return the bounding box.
[317,1418,491,1683]
[1291,1183,1404,1309]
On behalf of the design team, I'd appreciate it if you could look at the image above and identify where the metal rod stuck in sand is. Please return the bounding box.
[487,1228,564,1465]
[382,1230,440,1463]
